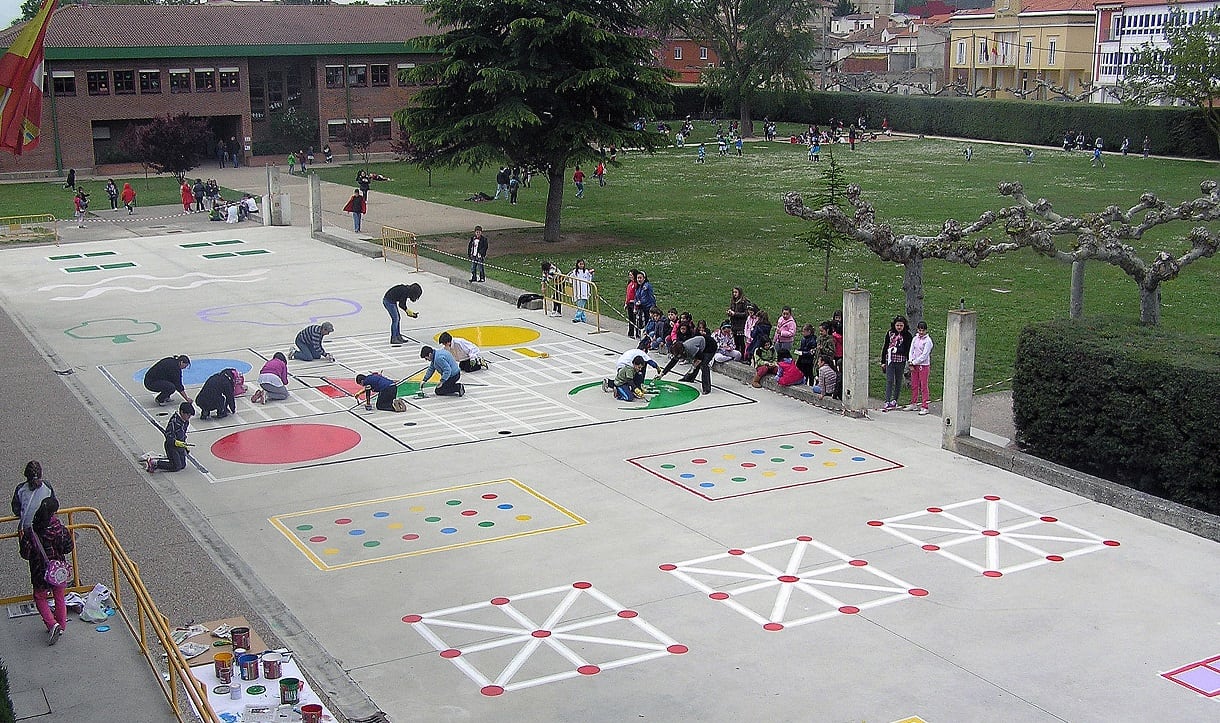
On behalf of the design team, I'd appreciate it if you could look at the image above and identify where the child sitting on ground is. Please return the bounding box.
[712,322,741,363]
[748,338,778,388]
[608,358,648,402]
[811,358,838,400]
[640,307,669,352]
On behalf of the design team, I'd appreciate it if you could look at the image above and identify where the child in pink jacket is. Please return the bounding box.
[773,306,797,355]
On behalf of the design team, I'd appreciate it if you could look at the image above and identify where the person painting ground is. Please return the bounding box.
[419,345,465,397]
[291,322,335,362]
[196,368,239,420]
[438,331,488,372]
[356,372,405,412]
[383,283,422,346]
[143,402,195,473]
[143,354,192,406]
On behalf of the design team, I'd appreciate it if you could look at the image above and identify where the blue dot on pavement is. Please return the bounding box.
[497,504,513,510]
[751,449,766,455]
[349,529,365,536]
[440,527,458,534]
[680,473,695,479]
[699,482,714,488]
[852,457,866,462]
[800,452,815,458]
[373,511,390,518]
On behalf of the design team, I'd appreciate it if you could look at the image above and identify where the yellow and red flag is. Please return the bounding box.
[0,0,58,156]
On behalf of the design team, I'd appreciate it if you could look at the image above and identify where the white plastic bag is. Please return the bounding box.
[79,582,111,623]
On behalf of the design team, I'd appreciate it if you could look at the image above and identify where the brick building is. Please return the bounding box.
[0,2,433,176]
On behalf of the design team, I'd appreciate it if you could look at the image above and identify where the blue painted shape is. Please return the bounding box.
[373,511,390,518]
[699,482,715,488]
[852,456,867,462]
[134,357,253,386]
[349,529,366,536]
[440,527,458,534]
[197,298,363,327]
[496,504,513,510]
[800,452,815,458]
[679,473,695,479]
[751,449,766,455]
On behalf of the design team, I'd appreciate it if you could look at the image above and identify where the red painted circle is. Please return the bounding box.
[482,494,498,500]
[741,463,756,468]
[480,685,504,697]
[982,530,1000,536]
[308,536,327,543]
[212,424,361,464]
[908,588,929,597]
[401,615,422,624]
[763,622,784,631]
[778,575,799,583]
[709,592,730,600]
[926,507,943,513]
[402,534,419,541]
[983,570,1003,578]
[809,440,823,445]
[867,520,884,527]
[461,510,478,517]
[728,549,745,556]
[573,581,592,589]
[1103,540,1121,547]
[796,535,813,542]
[617,610,638,618]
[922,544,940,551]
[531,630,551,638]
[1040,516,1058,522]
[849,559,868,567]
[577,665,601,675]
[335,519,352,525]
[1046,555,1065,562]
[691,458,708,464]
[983,495,1001,501]
[667,644,689,654]
[440,649,461,658]
[792,466,808,472]
[659,564,677,571]
[490,597,510,605]
[838,606,860,614]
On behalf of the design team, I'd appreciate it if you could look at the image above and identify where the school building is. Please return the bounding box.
[0,2,434,177]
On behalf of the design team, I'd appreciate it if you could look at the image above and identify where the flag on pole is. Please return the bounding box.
[0,0,58,156]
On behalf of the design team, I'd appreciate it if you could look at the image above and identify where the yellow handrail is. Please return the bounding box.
[0,213,59,246]
[544,271,605,334]
[380,226,419,271]
[0,508,219,722]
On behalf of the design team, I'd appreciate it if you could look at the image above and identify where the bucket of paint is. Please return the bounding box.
[230,626,251,649]
[230,681,242,700]
[301,703,323,723]
[279,677,301,705]
[237,653,260,680]
[213,652,234,683]
[261,652,283,680]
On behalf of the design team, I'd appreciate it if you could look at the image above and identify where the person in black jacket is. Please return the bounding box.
[196,369,238,420]
[880,315,913,411]
[143,355,192,405]
[383,283,422,346]
[468,226,488,282]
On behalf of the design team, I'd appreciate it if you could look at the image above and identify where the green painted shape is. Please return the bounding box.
[49,253,81,260]
[100,262,136,270]
[235,249,269,256]
[477,521,494,528]
[180,242,211,248]
[362,541,380,548]
[202,252,235,259]
[64,317,161,344]
[424,516,441,523]
[84,251,116,257]
[213,239,244,246]
[295,524,313,531]
[568,379,699,410]
[64,265,99,272]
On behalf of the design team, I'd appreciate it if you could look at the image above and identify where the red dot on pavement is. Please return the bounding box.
[792,466,808,472]
[335,518,352,525]
[838,606,860,614]
[867,520,884,526]
[573,581,592,589]
[982,530,1000,536]
[763,622,784,631]
[481,494,498,500]
[983,495,1001,501]
[728,549,745,555]
[691,458,707,464]
[926,507,943,513]
[908,588,929,597]
[796,535,813,542]
[461,510,478,516]
[440,649,462,658]
[849,559,868,567]
[531,630,551,638]
[659,564,677,571]
[577,665,601,675]
[709,592,730,600]
[480,685,504,697]
[922,544,940,551]
[740,463,756,468]
[308,536,327,543]
[490,597,510,605]
[402,533,419,541]
[401,615,422,624]
[617,610,638,618]
[1103,540,1121,547]
[1040,516,1058,522]
[1046,555,1064,562]
[667,644,688,654]
[778,575,799,583]
[983,570,1003,578]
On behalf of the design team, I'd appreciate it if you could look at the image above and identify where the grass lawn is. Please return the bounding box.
[0,175,239,218]
[316,135,1220,398]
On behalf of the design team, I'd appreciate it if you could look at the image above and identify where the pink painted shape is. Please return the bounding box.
[212,424,361,464]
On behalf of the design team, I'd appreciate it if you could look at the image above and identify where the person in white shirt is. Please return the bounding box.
[906,321,934,414]
[438,331,488,372]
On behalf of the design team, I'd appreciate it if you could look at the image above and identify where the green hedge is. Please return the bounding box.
[1013,317,1220,514]
[1,660,13,723]
[671,86,1219,159]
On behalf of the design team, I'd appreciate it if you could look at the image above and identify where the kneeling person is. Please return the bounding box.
[611,358,648,401]
[356,372,403,412]
[420,345,464,397]
[439,331,487,372]
[196,368,238,419]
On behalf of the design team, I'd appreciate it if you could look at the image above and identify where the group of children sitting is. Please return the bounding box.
[208,193,260,223]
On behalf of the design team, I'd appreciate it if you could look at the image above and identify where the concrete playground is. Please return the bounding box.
[0,194,1217,723]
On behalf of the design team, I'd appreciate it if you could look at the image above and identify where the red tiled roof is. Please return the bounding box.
[17,4,432,49]
[955,0,1097,13]
[1094,0,1210,7]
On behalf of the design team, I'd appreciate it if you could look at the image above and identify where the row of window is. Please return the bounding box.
[1098,51,1141,77]
[326,118,394,142]
[672,47,709,61]
[954,37,1056,66]
[50,68,239,96]
[325,63,416,89]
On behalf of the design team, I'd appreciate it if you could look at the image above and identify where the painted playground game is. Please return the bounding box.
[1,226,1217,722]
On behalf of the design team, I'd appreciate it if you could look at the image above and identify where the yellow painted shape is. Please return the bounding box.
[722,454,736,460]
[323,548,339,555]
[441,325,540,347]
[823,461,837,467]
[829,448,843,453]
[515,515,532,521]
[891,718,928,723]
[408,505,425,512]
[762,471,777,477]
[387,522,404,530]
[513,347,542,358]
[711,467,725,474]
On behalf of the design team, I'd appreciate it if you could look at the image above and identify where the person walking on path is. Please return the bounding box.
[357,169,371,199]
[469,226,488,282]
[383,283,421,345]
[143,355,192,406]
[291,323,335,362]
[344,189,367,233]
[573,166,585,199]
[13,462,72,645]
[180,181,195,212]
[121,182,136,214]
[105,179,119,211]
[72,189,88,228]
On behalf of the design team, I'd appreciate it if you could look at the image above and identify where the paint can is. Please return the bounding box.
[261,651,282,679]
[230,626,251,649]
[301,703,323,723]
[237,653,260,681]
[229,680,242,700]
[279,677,301,705]
[213,652,234,684]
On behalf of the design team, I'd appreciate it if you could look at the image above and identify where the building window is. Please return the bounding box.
[52,72,76,96]
[113,70,135,94]
[347,65,367,88]
[673,47,682,60]
[325,65,344,89]
[87,70,110,95]
[955,41,965,65]
[699,47,708,60]
[139,70,160,94]
[170,70,191,93]
[1047,37,1057,66]
[371,64,390,87]
[219,68,240,91]
[194,68,216,92]
[1024,39,1033,65]
[372,117,392,141]
[285,68,301,107]
[249,73,265,121]
[327,120,347,142]
[397,63,416,87]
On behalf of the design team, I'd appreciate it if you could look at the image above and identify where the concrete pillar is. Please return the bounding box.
[308,173,323,233]
[841,289,870,416]
[266,166,283,226]
[942,309,977,451]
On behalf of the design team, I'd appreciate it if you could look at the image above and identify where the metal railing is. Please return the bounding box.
[0,214,59,245]
[544,272,606,333]
[0,507,219,722]
[380,226,419,271]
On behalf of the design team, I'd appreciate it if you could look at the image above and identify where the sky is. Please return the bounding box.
[3,0,24,28]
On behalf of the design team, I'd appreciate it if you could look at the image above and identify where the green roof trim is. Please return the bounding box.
[47,42,427,61]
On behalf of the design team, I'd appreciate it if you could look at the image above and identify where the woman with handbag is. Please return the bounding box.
[12,462,73,645]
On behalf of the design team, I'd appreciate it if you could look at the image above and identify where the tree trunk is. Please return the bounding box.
[1139,283,1161,326]
[902,257,925,329]
[823,246,831,292]
[739,99,754,139]
[543,166,565,243]
[1069,261,1085,318]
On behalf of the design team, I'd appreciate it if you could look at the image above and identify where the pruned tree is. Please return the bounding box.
[783,185,1024,330]
[997,180,1220,325]
[397,0,673,243]
[119,112,212,183]
[342,121,372,166]
[796,145,850,292]
[390,125,438,186]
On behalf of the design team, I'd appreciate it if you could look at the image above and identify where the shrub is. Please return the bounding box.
[1013,317,1220,514]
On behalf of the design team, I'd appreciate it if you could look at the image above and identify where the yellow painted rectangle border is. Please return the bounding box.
[269,478,586,571]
